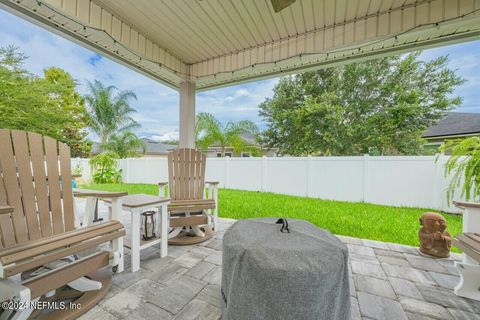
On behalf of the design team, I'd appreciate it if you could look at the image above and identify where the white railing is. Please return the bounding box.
[72,155,462,213]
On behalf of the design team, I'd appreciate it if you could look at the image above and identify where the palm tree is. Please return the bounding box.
[103,131,146,158]
[195,112,259,157]
[84,80,139,145]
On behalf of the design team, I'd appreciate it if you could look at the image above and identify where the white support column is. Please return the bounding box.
[179,81,196,148]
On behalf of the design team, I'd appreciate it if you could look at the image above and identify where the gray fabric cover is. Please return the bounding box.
[221,218,350,320]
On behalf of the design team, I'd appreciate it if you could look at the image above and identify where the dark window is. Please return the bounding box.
[217,152,232,157]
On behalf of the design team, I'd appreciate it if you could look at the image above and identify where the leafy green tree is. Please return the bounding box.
[103,131,146,158]
[259,53,464,156]
[0,46,91,157]
[195,112,259,157]
[43,67,92,157]
[84,80,139,145]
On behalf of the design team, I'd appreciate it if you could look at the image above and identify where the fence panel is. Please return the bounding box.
[366,156,438,208]
[73,155,464,212]
[265,158,308,196]
[309,157,364,202]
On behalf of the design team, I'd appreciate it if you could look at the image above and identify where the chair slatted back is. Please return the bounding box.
[168,148,206,201]
[0,129,75,249]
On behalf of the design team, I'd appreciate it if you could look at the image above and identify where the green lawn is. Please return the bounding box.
[81,183,463,250]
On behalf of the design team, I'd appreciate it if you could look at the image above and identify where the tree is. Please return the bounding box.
[84,80,139,145]
[103,131,146,158]
[0,46,91,157]
[259,52,464,156]
[195,112,259,157]
[43,67,92,157]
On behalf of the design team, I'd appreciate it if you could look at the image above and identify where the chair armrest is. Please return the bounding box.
[0,206,14,215]
[205,181,219,186]
[158,182,168,186]
[73,188,128,198]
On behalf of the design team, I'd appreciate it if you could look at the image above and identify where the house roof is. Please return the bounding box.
[423,112,480,138]
[141,138,177,155]
[92,138,176,155]
[209,132,258,148]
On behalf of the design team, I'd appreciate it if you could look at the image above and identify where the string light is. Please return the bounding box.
[26,0,480,84]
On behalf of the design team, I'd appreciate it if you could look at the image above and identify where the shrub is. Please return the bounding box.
[89,152,122,184]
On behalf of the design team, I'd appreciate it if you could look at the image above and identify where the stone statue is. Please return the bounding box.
[418,212,451,258]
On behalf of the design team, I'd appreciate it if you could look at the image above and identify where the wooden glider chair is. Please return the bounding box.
[158,148,219,245]
[0,129,126,320]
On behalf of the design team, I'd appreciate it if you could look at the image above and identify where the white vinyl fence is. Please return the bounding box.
[72,155,462,213]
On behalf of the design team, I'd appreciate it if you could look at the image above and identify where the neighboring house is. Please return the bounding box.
[91,138,176,157]
[92,135,276,158]
[422,112,480,153]
[202,132,276,158]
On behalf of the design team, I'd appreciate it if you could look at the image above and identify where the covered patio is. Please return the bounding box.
[2,0,480,319]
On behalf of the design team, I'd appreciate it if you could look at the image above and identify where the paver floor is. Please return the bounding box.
[78,213,479,320]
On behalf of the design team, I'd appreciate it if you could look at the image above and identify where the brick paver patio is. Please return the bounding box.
[78,217,480,320]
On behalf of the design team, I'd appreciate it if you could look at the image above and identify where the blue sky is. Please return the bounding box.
[1,9,479,141]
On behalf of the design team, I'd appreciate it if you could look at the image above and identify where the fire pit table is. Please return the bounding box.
[221,218,350,320]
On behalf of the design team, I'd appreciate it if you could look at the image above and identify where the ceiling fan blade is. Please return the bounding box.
[270,0,297,13]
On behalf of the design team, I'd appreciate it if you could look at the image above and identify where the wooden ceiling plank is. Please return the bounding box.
[159,0,224,59]
[178,0,237,54]
[95,0,203,63]
[243,0,275,43]
[234,0,267,45]
[216,0,257,48]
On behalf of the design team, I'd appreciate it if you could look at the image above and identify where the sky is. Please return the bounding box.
[1,8,479,142]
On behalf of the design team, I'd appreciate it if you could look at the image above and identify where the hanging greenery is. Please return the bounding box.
[440,137,480,203]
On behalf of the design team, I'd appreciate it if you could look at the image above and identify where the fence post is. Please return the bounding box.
[434,154,445,211]
[362,154,369,202]
[261,156,267,192]
[306,155,312,197]
[225,156,230,189]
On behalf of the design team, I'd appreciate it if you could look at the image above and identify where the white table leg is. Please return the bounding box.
[73,196,81,228]
[82,197,97,227]
[160,203,168,258]
[112,234,124,273]
[213,186,219,231]
[131,209,141,272]
[110,198,122,221]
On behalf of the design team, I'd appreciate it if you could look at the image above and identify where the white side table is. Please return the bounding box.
[452,200,480,300]
[105,194,170,272]
[73,188,127,227]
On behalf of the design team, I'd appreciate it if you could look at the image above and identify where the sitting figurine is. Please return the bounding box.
[418,212,451,258]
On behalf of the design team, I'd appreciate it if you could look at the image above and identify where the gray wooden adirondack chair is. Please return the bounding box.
[158,148,219,245]
[0,129,126,320]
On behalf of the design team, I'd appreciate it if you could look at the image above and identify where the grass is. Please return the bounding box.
[81,183,463,250]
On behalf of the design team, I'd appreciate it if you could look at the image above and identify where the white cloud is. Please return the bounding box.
[235,89,250,97]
